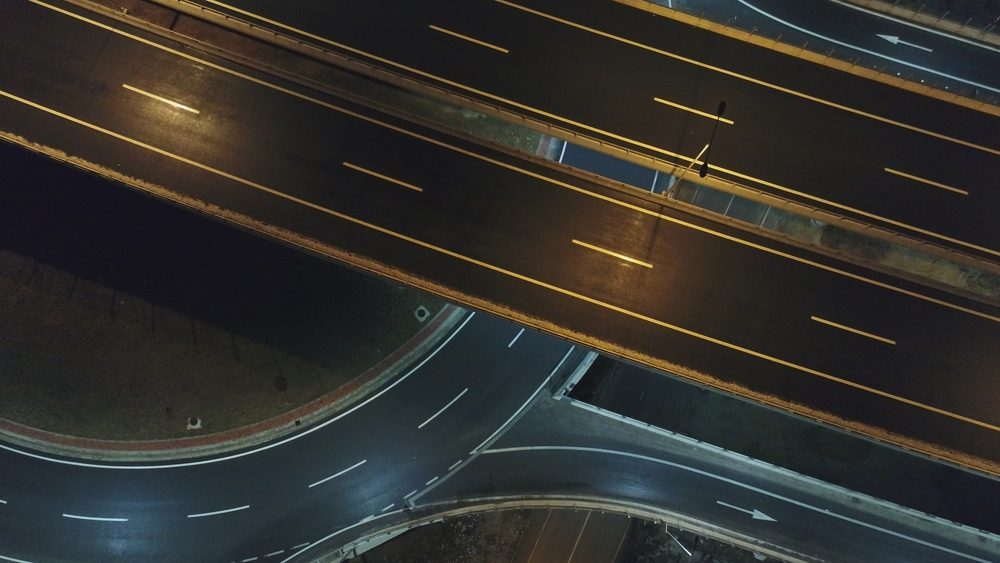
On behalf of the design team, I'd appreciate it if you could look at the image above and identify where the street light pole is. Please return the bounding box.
[698,100,727,178]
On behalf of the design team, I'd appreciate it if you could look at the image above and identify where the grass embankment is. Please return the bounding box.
[0,141,440,441]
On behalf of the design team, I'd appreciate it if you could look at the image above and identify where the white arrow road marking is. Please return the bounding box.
[735,1,1000,95]
[716,500,777,521]
[877,34,934,52]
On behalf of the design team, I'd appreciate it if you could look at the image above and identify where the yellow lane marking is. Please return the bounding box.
[121,83,199,114]
[811,316,896,345]
[653,97,734,125]
[3,87,994,434]
[884,167,970,196]
[428,24,509,54]
[495,0,1000,158]
[342,162,423,192]
[492,2,1000,257]
[572,239,653,268]
[188,0,999,257]
[27,0,1000,324]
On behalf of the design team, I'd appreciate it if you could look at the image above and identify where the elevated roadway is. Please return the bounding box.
[176,0,1000,260]
[1,0,998,467]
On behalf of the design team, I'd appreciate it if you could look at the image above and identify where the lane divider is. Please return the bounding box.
[307,459,367,489]
[810,315,896,345]
[572,239,654,268]
[884,167,970,196]
[654,96,735,124]
[343,161,423,192]
[429,24,509,54]
[186,504,250,518]
[122,83,199,114]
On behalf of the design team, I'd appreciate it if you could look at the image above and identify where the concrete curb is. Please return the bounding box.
[0,304,466,462]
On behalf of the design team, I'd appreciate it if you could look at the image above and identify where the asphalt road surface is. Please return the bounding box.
[189,0,1000,260]
[2,0,998,465]
[0,311,580,562]
[717,0,1000,97]
[416,397,999,563]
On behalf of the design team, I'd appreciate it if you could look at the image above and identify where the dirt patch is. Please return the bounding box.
[358,510,532,563]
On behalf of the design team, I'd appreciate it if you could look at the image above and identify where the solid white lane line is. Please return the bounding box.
[265,550,285,558]
[448,459,464,471]
[0,308,475,470]
[61,513,128,522]
[418,388,469,429]
[186,505,250,518]
[811,316,896,345]
[470,346,575,454]
[654,97,735,124]
[429,24,509,53]
[404,489,419,499]
[425,476,439,486]
[342,162,423,192]
[380,503,395,513]
[572,239,654,268]
[0,554,33,563]
[484,445,990,563]
[884,167,969,195]
[308,459,367,488]
[121,83,200,114]
[507,328,525,348]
